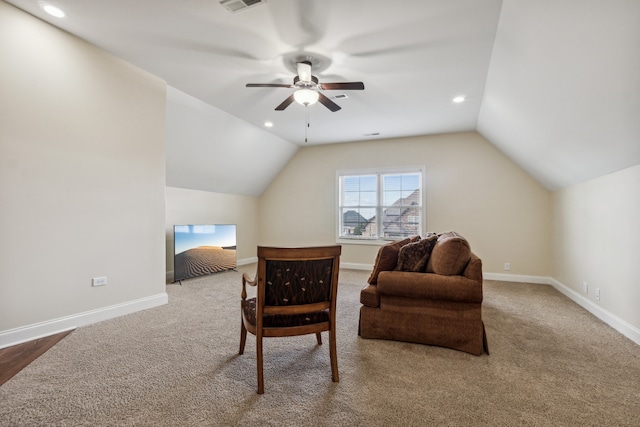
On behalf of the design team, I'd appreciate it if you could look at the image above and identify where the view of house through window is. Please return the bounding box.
[338,168,424,241]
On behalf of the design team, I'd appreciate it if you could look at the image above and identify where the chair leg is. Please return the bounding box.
[316,332,322,345]
[239,318,247,355]
[329,329,339,383]
[256,334,264,394]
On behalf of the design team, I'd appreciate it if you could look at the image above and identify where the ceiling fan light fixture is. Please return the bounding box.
[294,89,319,106]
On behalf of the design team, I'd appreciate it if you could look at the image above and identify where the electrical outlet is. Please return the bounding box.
[595,288,600,301]
[92,277,107,287]
[504,263,510,271]
[582,282,588,294]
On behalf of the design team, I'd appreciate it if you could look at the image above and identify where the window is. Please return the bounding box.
[338,167,424,241]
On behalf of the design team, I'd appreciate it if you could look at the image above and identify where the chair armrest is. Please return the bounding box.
[241,272,257,300]
[462,253,483,282]
[360,284,380,308]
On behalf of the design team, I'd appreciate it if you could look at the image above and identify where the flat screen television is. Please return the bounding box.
[173,224,237,282]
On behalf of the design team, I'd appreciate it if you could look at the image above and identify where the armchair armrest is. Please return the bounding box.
[241,272,257,300]
[376,271,483,303]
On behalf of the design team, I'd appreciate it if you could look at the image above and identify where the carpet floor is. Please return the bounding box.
[1,266,638,426]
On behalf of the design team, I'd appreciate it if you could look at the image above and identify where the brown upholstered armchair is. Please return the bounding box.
[359,232,489,356]
[240,245,341,394]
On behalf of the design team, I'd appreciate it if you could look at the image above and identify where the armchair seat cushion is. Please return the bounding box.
[242,298,329,328]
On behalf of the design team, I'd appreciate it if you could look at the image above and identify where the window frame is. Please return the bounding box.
[336,166,426,245]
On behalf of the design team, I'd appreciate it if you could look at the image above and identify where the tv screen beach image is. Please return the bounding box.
[174,224,237,281]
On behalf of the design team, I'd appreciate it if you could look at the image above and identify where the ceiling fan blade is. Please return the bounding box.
[319,82,365,90]
[246,83,293,88]
[275,94,296,111]
[318,92,341,112]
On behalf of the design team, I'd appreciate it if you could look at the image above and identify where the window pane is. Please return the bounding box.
[402,174,420,189]
[342,175,377,206]
[383,190,402,206]
[381,206,421,239]
[360,191,377,206]
[359,175,377,192]
[341,208,376,237]
[401,190,421,206]
[383,175,402,191]
[342,192,360,206]
[344,175,376,191]
[383,173,421,207]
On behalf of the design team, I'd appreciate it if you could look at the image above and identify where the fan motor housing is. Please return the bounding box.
[293,75,319,88]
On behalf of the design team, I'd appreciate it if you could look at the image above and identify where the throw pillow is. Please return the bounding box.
[426,231,471,276]
[395,234,438,272]
[367,237,412,284]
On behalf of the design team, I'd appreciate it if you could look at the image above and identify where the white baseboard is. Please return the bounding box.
[238,257,258,266]
[547,277,640,345]
[483,272,553,285]
[484,272,640,345]
[341,262,373,271]
[0,293,168,350]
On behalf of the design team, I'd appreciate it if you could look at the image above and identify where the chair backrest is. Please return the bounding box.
[256,246,341,315]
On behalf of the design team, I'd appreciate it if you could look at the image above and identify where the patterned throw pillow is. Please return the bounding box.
[367,237,415,284]
[395,234,438,272]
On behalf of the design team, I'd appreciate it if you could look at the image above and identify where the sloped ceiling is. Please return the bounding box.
[478,0,640,190]
[5,0,640,193]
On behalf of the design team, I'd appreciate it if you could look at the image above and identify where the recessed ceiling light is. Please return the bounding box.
[264,121,273,127]
[39,2,65,18]
[453,96,466,103]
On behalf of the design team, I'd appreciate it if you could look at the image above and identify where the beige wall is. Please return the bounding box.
[0,3,166,333]
[259,132,551,275]
[165,187,260,276]
[551,164,640,331]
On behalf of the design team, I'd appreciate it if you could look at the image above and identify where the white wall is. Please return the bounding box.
[259,132,551,276]
[165,87,298,197]
[165,186,260,279]
[551,164,640,333]
[0,2,167,346]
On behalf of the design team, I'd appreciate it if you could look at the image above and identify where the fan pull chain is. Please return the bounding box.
[305,106,310,143]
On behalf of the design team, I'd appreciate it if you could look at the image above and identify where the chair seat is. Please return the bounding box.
[242,298,329,328]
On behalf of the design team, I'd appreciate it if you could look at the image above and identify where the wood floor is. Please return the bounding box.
[0,330,73,386]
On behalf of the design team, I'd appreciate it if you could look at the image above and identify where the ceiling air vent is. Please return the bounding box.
[220,0,266,13]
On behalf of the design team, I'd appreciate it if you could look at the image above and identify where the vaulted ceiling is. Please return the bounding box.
[6,0,640,193]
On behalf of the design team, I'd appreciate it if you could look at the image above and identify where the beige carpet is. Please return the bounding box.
[1,267,638,426]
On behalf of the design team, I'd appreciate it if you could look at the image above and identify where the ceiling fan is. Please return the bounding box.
[246,61,364,112]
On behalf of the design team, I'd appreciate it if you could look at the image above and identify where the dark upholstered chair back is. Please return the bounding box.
[264,258,334,306]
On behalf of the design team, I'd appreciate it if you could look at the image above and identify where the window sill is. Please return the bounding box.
[336,238,391,246]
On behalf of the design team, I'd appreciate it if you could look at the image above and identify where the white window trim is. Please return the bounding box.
[336,165,426,246]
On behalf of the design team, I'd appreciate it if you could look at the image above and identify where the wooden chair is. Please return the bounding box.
[239,245,341,394]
